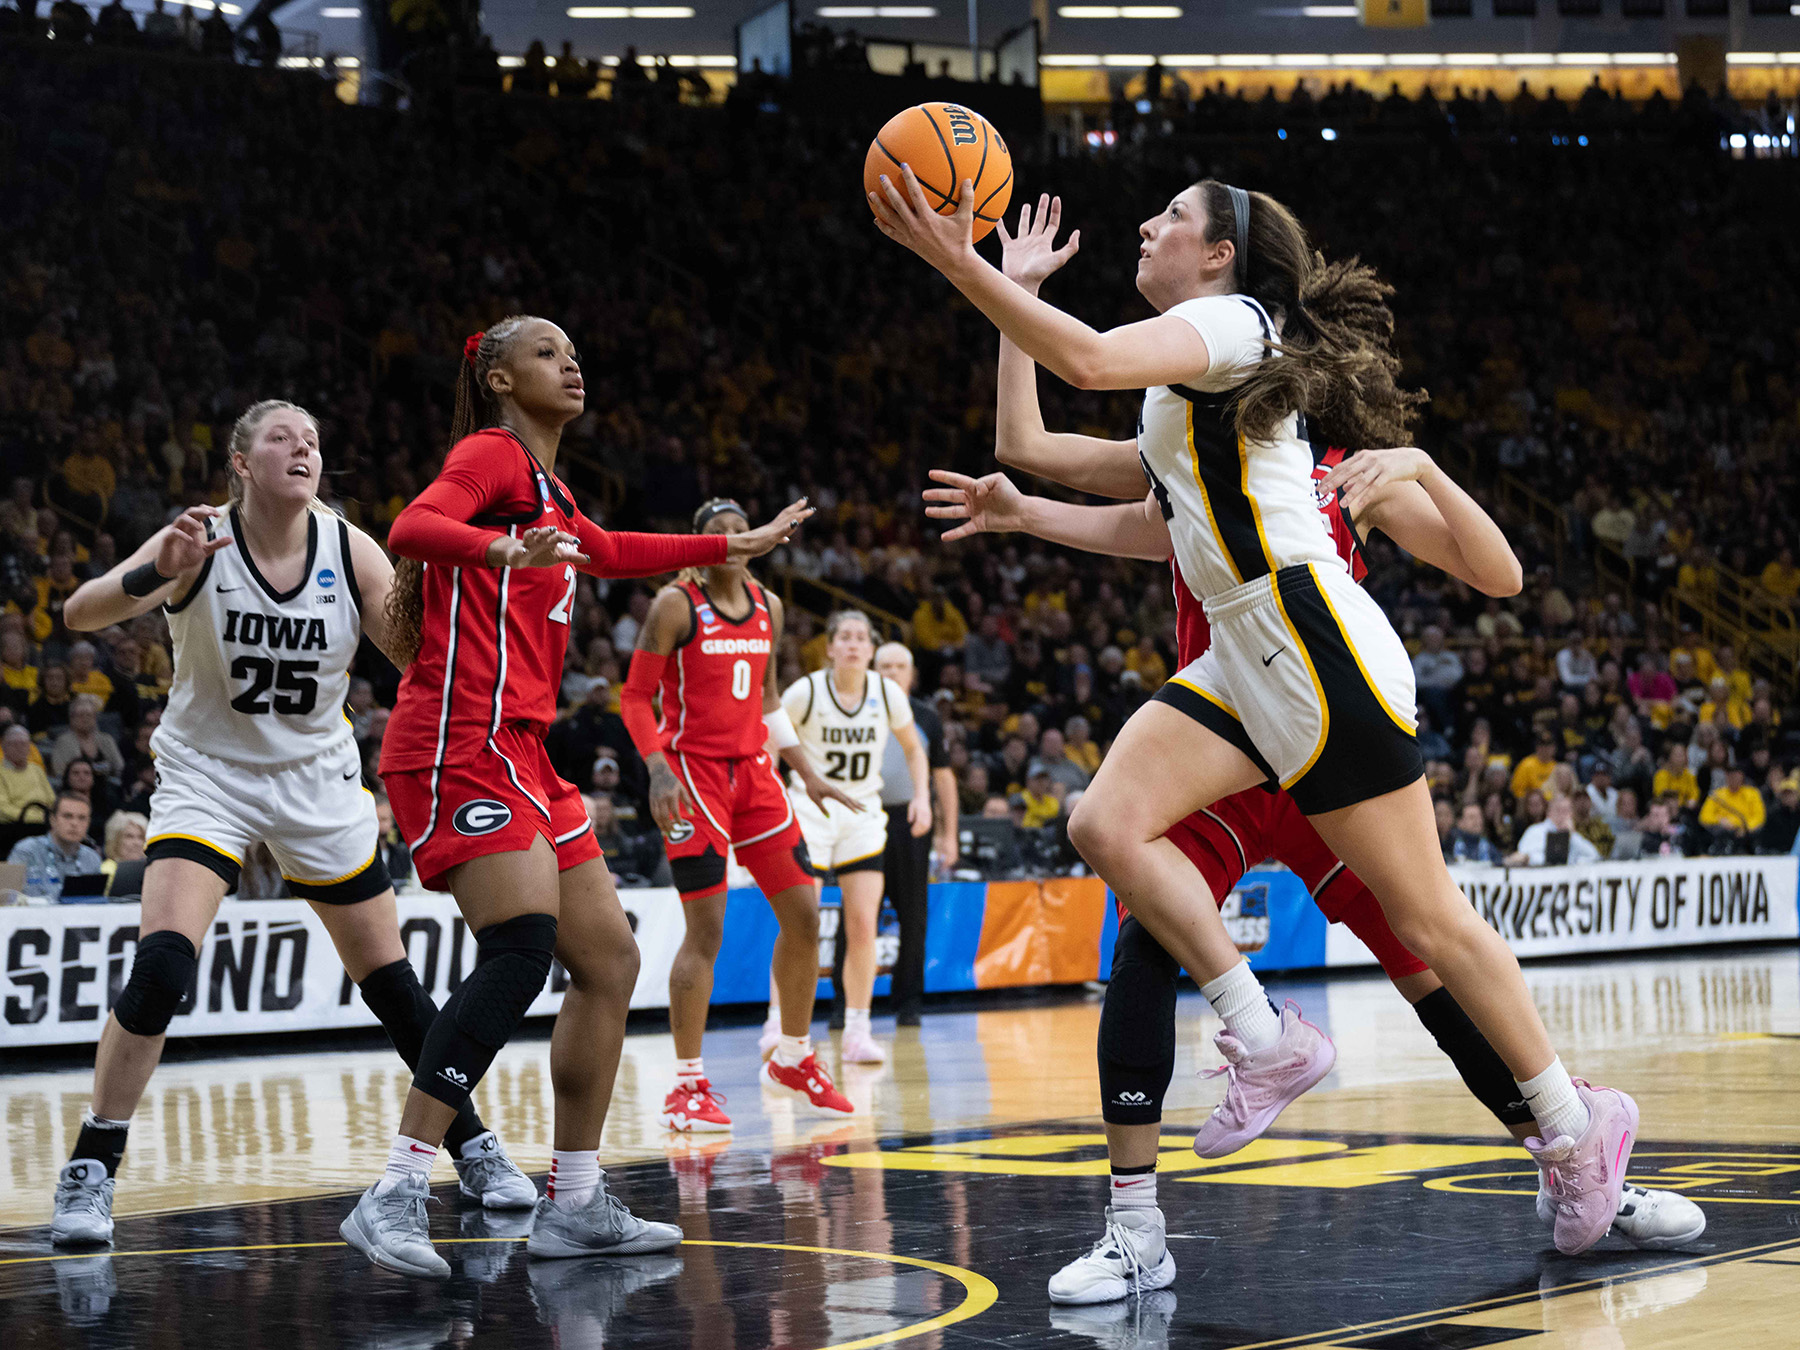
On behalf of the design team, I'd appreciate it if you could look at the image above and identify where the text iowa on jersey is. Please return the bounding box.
[819,725,879,745]
[220,610,330,651]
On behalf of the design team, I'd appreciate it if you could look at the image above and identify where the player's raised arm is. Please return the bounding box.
[924,469,1172,562]
[566,499,812,582]
[872,168,1214,392]
[1322,448,1524,598]
[63,506,233,632]
[993,197,1146,499]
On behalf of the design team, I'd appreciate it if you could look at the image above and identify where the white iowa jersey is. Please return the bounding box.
[782,668,913,810]
[158,508,361,767]
[1138,294,1346,603]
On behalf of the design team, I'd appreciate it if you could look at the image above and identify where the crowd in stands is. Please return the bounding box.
[2,39,1797,900]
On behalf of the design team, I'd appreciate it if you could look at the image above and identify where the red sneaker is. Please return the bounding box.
[760,1052,855,1116]
[660,1078,732,1133]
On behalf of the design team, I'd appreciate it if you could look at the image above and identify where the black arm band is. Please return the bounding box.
[120,561,173,598]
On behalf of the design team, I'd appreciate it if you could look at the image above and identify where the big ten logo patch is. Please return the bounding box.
[1221,881,1270,955]
[816,898,901,978]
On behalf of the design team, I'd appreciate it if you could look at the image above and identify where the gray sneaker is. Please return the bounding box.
[339,1174,451,1279]
[525,1176,683,1260]
[51,1160,115,1246]
[453,1133,539,1210]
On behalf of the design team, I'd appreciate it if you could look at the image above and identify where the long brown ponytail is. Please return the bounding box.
[384,315,535,667]
[1195,181,1425,450]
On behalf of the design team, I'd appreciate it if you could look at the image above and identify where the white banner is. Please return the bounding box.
[0,888,691,1050]
[1325,855,1799,968]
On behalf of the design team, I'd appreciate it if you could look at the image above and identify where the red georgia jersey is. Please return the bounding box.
[382,431,583,773]
[658,578,775,759]
[1173,447,1366,667]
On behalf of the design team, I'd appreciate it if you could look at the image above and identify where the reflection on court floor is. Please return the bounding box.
[2,948,1797,1348]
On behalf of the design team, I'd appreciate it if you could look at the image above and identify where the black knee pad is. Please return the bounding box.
[1099,917,1181,1125]
[114,931,197,1037]
[1413,986,1535,1127]
[457,913,558,1046]
[358,959,439,1066]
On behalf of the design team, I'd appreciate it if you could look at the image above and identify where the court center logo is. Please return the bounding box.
[453,799,513,836]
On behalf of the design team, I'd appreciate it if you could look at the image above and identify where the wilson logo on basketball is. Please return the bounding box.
[452,800,513,836]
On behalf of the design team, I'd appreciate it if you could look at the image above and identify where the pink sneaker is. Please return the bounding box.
[1192,1002,1336,1159]
[840,1030,886,1065]
[1525,1081,1639,1256]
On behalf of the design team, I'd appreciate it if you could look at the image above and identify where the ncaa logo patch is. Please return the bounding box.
[316,568,335,588]
[453,799,513,836]
[697,606,715,625]
[664,818,695,843]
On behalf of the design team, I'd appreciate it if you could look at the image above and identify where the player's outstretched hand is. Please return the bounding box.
[1316,446,1433,520]
[156,506,233,577]
[499,527,590,569]
[869,165,978,278]
[727,499,814,561]
[997,195,1080,291]
[923,469,1032,541]
[803,770,864,817]
[648,758,697,836]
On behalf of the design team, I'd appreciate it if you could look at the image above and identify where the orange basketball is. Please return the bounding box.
[864,102,1013,243]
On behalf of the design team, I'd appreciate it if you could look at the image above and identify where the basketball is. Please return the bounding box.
[864,102,1013,242]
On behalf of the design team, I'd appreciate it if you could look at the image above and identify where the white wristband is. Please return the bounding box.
[763,707,800,750]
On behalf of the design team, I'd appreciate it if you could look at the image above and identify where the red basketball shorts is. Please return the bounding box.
[662,749,812,902]
[384,724,601,893]
[1159,788,1428,982]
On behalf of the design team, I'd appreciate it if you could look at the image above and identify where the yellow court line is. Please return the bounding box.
[0,1237,998,1350]
[1221,1234,1800,1350]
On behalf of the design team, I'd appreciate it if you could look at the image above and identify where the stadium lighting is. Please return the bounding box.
[1058,6,1185,16]
[1300,4,1359,13]
[1321,127,1338,139]
[1555,53,1610,64]
[1725,53,1777,64]
[566,6,696,16]
[319,7,360,15]
[1445,54,1500,64]
[816,6,940,15]
[1218,53,1273,65]
[1040,53,1103,65]
[1100,53,1157,64]
[1385,53,1442,65]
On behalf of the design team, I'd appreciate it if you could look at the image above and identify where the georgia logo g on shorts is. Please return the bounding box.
[453,799,514,836]
[664,818,695,843]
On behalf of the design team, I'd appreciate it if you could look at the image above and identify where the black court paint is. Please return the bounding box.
[3,1125,1795,1349]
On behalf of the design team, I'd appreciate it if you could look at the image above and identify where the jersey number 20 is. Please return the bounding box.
[825,750,870,782]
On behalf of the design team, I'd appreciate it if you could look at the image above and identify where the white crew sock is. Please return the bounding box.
[457,1130,500,1161]
[1517,1057,1590,1144]
[844,1008,872,1040]
[1199,961,1282,1054]
[765,1001,781,1028]
[674,1057,705,1087]
[374,1134,438,1196]
[774,1034,811,1068]
[548,1150,601,1210]
[1109,1166,1159,1212]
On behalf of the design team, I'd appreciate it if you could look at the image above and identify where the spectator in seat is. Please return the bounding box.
[1585,762,1621,826]
[1759,547,1799,610]
[1569,792,1614,859]
[7,791,102,901]
[1758,775,1800,855]
[1699,765,1764,852]
[1411,624,1464,729]
[1508,793,1601,866]
[1035,727,1089,793]
[1017,764,1063,830]
[911,586,968,655]
[1510,731,1559,801]
[1063,714,1101,777]
[93,0,138,46]
[102,809,147,864]
[372,792,414,887]
[50,694,124,783]
[1652,742,1699,811]
[1,724,53,825]
[142,0,181,48]
[1444,801,1503,864]
[962,612,1011,692]
[1554,631,1597,691]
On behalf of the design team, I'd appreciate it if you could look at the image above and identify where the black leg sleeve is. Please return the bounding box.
[1413,986,1536,1128]
[1098,916,1182,1126]
[358,959,488,1152]
[887,803,930,1014]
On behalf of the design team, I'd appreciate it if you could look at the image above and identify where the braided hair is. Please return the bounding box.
[674,498,748,588]
[384,316,535,667]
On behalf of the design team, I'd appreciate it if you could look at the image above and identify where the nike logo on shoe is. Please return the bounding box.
[1262,648,1286,667]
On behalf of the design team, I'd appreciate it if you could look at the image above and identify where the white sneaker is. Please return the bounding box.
[525,1178,684,1259]
[453,1132,539,1209]
[1049,1288,1178,1348]
[758,1016,782,1061]
[340,1173,450,1279]
[1536,1176,1706,1250]
[1047,1207,1177,1306]
[841,1029,886,1064]
[51,1160,115,1246]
